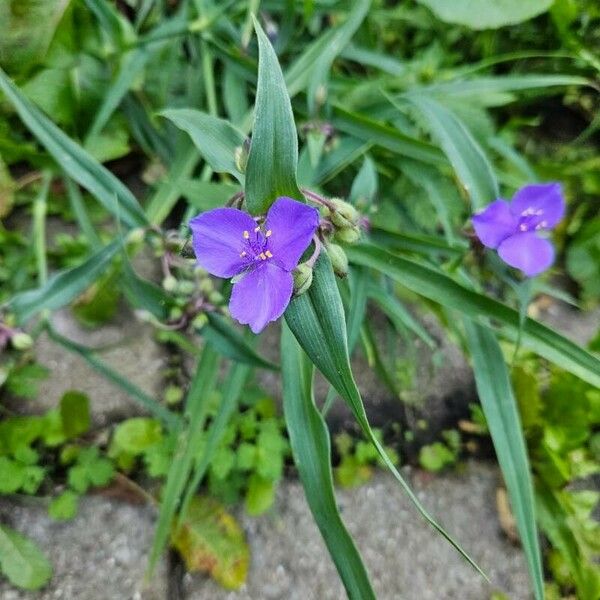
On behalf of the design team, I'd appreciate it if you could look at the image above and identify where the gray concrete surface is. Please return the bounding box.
[0,495,167,600]
[12,308,167,426]
[184,462,530,600]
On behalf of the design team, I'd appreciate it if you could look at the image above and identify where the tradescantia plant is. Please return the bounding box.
[2,3,600,599]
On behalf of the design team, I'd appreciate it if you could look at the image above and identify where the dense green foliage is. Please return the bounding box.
[1,1,599,598]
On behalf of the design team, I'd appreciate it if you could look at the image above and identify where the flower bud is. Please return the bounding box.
[198,279,214,295]
[293,263,313,296]
[335,226,361,244]
[234,138,251,174]
[329,198,359,229]
[126,228,145,245]
[192,313,208,331]
[11,332,33,350]
[162,275,177,292]
[326,244,348,278]
[176,281,196,296]
[208,291,223,305]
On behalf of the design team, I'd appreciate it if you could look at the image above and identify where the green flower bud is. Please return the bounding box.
[192,313,208,331]
[335,226,361,244]
[234,138,251,174]
[293,263,313,296]
[176,281,196,296]
[169,307,183,321]
[329,198,359,229]
[126,228,145,245]
[198,279,214,295]
[11,332,33,350]
[326,244,348,278]
[162,275,177,292]
[208,291,223,305]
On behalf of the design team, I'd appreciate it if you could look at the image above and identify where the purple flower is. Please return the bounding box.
[472,183,565,277]
[189,197,319,333]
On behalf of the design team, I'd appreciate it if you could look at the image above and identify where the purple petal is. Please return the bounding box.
[229,262,293,333]
[189,208,257,278]
[472,200,518,249]
[509,183,565,229]
[497,232,555,277]
[265,197,319,272]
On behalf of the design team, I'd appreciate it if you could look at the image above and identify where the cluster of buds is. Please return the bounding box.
[134,229,226,334]
[0,320,33,353]
[300,189,367,280]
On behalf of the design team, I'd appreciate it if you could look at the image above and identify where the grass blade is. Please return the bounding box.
[347,243,600,388]
[245,18,302,214]
[285,253,487,578]
[9,241,120,324]
[0,69,148,228]
[281,322,376,600]
[464,322,544,600]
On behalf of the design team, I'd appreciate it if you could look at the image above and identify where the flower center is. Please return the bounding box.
[518,207,546,232]
[240,227,274,262]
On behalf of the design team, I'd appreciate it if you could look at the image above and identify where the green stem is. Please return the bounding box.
[32,172,52,286]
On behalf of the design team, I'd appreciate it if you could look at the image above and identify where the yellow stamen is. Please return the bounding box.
[254,226,260,232]
[240,251,247,257]
[259,252,267,260]
[265,250,273,258]
[243,230,250,239]
[265,229,272,237]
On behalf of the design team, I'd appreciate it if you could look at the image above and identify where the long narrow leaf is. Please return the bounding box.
[0,69,147,228]
[148,345,220,572]
[285,253,486,577]
[281,323,376,600]
[464,322,544,600]
[9,241,120,324]
[245,19,302,214]
[348,243,600,388]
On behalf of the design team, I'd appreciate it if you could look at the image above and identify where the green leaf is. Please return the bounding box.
[0,0,71,72]
[171,496,249,590]
[59,391,91,439]
[160,109,246,183]
[244,474,276,516]
[112,417,163,455]
[415,0,554,29]
[401,94,498,210]
[281,323,376,600]
[419,442,456,472]
[179,361,251,521]
[284,253,485,577]
[0,69,147,228]
[204,313,278,370]
[331,105,444,165]
[305,0,371,114]
[466,324,543,599]
[48,490,79,521]
[0,524,52,590]
[0,457,26,493]
[9,242,120,324]
[244,19,302,214]
[148,346,221,573]
[347,244,600,389]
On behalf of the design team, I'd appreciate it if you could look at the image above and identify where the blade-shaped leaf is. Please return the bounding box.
[464,322,543,600]
[347,243,600,388]
[204,313,278,370]
[400,94,499,210]
[285,253,486,577]
[281,323,375,600]
[148,345,220,573]
[9,241,120,324]
[0,69,147,228]
[160,109,246,184]
[244,19,302,214]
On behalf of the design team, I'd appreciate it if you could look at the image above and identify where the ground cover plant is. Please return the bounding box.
[0,1,599,598]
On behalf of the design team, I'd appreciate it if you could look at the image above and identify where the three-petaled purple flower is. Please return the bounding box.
[189,197,319,333]
[472,183,565,277]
